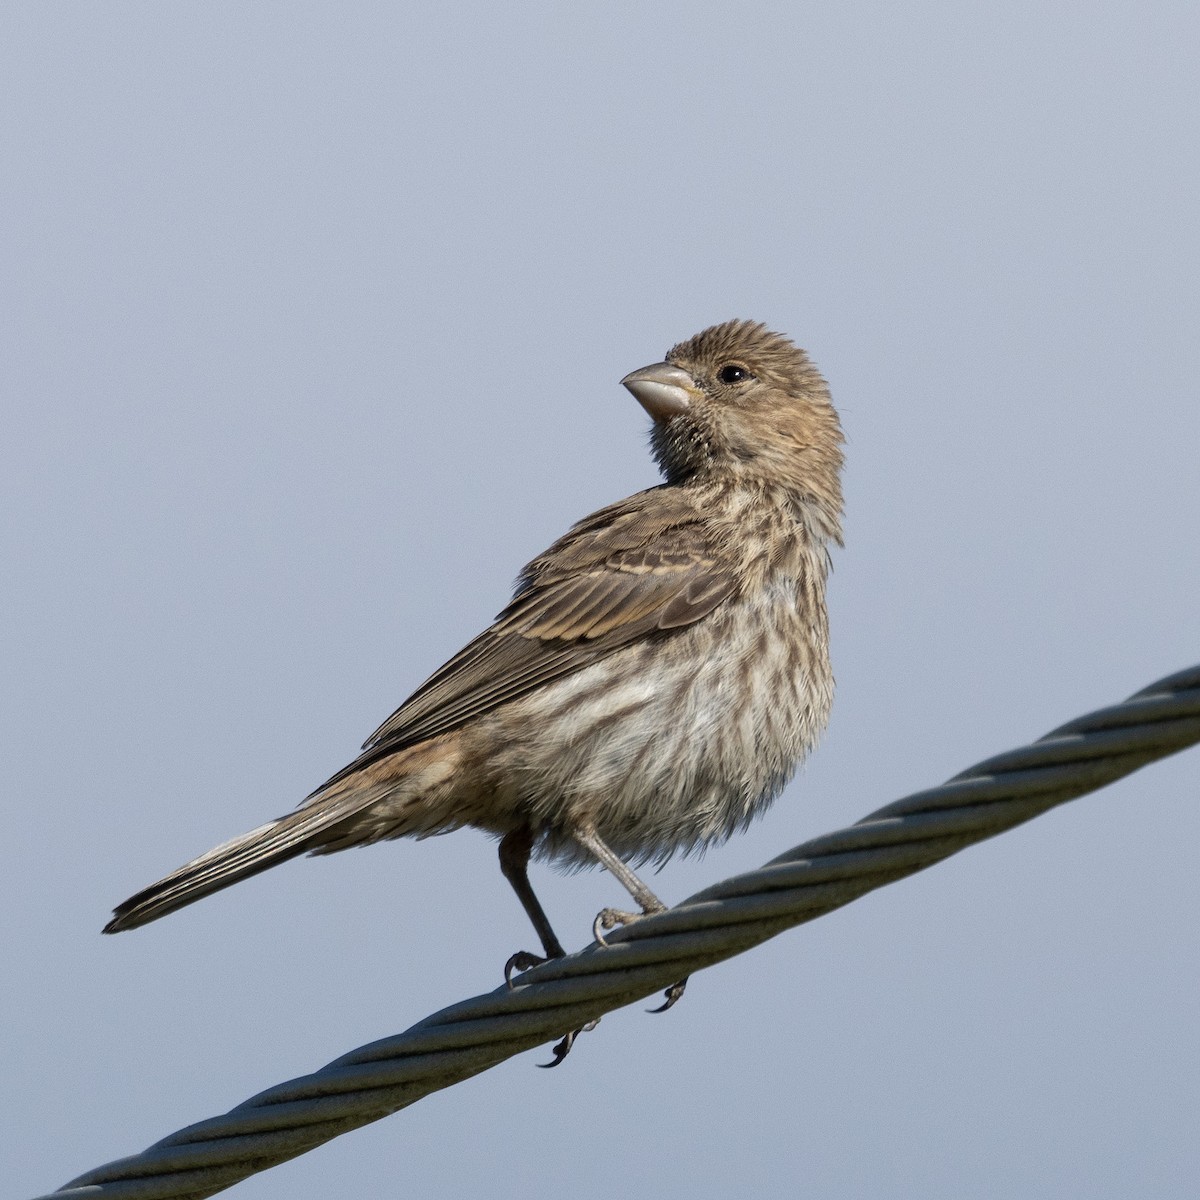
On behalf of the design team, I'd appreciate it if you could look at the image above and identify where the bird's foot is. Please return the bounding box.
[592,906,687,1014]
[504,949,599,1066]
[506,945,600,1070]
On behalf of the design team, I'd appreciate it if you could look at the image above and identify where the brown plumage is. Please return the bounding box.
[105,320,845,989]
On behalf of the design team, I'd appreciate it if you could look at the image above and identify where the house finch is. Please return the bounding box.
[105,320,844,1022]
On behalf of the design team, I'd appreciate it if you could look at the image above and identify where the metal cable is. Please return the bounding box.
[38,663,1200,1200]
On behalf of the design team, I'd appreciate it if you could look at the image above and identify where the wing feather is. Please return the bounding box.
[311,490,738,794]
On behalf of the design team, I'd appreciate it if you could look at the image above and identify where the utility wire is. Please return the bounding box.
[37,664,1200,1200]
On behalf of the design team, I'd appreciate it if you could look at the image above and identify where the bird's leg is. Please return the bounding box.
[499,825,599,1068]
[572,822,666,919]
[499,825,566,985]
[572,822,688,1012]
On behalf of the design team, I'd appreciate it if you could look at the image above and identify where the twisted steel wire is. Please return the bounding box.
[39,663,1200,1200]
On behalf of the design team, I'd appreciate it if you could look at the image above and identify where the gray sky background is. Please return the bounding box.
[5,5,1199,1198]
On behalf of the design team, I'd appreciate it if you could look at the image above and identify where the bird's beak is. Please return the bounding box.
[621,362,695,423]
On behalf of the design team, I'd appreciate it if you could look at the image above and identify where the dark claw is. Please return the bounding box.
[647,976,689,1013]
[505,950,550,988]
[538,1029,578,1067]
[537,1017,601,1068]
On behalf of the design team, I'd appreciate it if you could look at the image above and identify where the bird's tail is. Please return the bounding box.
[103,782,393,934]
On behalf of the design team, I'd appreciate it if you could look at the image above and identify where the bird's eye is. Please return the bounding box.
[717,364,752,384]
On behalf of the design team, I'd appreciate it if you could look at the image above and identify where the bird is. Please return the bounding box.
[105,319,844,1041]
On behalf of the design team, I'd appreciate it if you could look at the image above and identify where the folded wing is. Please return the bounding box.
[312,491,737,793]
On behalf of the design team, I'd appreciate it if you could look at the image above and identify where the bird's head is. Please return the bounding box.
[622,320,844,537]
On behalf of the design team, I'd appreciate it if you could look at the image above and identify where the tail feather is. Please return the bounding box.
[103,784,391,933]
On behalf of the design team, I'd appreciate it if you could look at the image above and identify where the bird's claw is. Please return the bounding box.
[648,976,689,1013]
[539,1029,579,1068]
[590,906,687,1013]
[592,907,643,947]
[538,1017,601,1068]
[504,949,601,1066]
[504,949,552,988]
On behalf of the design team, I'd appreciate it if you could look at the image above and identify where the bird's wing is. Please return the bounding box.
[312,492,736,793]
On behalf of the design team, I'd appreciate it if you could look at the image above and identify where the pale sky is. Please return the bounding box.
[5,4,1199,1198]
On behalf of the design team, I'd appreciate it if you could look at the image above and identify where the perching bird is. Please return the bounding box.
[105,320,844,1023]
